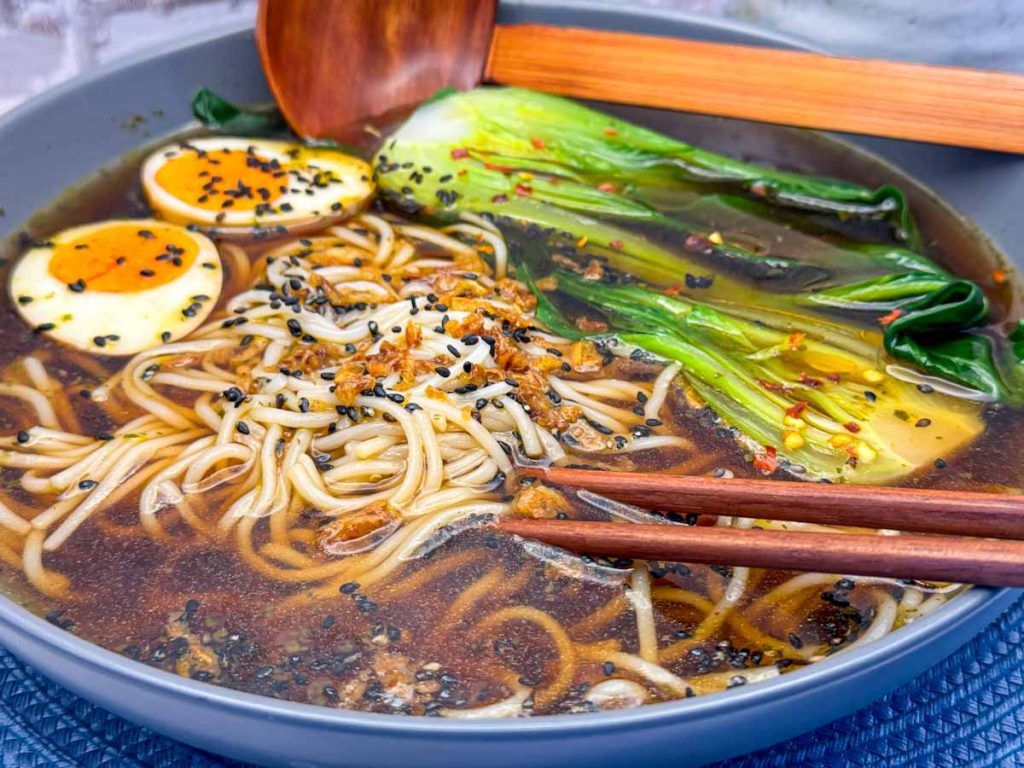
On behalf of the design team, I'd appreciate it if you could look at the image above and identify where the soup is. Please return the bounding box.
[0,87,1020,717]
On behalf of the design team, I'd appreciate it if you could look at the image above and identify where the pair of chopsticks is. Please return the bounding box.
[495,468,1024,588]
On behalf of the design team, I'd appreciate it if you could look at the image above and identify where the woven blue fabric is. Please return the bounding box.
[2,598,1024,768]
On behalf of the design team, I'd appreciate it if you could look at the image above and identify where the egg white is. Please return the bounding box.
[10,220,223,356]
[141,137,374,236]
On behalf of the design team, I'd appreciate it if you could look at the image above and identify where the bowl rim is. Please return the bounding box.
[0,8,1017,739]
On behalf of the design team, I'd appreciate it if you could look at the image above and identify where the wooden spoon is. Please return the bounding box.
[256,0,1024,153]
[256,0,497,142]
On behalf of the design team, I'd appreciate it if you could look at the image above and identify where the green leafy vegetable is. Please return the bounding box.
[385,86,918,243]
[376,85,1024,405]
[191,89,287,136]
[536,270,983,483]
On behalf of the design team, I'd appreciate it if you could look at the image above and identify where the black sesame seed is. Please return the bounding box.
[16,431,29,444]
[78,479,98,490]
[236,422,251,435]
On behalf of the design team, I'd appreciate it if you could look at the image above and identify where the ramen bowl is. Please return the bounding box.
[0,4,1021,767]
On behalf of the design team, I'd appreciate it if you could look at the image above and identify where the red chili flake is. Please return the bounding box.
[757,378,790,393]
[483,161,514,173]
[603,128,619,136]
[826,373,841,383]
[785,401,808,418]
[993,268,1008,284]
[663,284,684,296]
[878,308,903,325]
[844,421,861,433]
[683,234,713,254]
[750,181,768,197]
[785,332,805,351]
[531,137,546,150]
[753,448,778,473]
[450,148,469,159]
[597,182,616,193]
[491,194,509,204]
[608,240,623,250]
[799,372,823,388]
[514,184,533,197]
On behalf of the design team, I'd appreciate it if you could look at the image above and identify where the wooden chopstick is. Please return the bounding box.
[522,467,1024,540]
[495,519,1024,588]
[505,467,1024,586]
[486,25,1024,154]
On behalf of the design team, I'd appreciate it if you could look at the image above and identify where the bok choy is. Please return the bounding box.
[372,86,1024,406]
[524,267,983,483]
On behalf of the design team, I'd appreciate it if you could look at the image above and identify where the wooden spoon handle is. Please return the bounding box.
[497,519,1024,588]
[487,25,1024,154]
[526,467,1024,541]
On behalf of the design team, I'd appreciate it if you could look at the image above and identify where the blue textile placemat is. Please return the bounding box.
[2,598,1024,768]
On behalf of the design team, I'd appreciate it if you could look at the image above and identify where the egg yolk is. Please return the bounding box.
[48,224,200,292]
[154,147,283,212]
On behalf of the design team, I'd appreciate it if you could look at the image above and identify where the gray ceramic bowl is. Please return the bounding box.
[0,4,1022,767]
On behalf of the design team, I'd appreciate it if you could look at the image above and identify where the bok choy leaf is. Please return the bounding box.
[375,85,1024,405]
[191,89,287,136]
[384,86,919,244]
[532,269,983,483]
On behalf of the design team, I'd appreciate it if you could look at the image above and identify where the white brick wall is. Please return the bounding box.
[1,0,1021,116]
[0,0,257,114]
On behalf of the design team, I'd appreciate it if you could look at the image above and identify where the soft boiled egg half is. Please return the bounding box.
[11,219,222,355]
[141,137,375,236]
